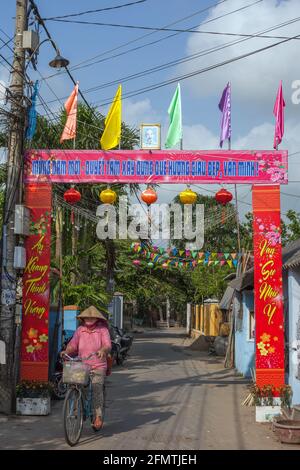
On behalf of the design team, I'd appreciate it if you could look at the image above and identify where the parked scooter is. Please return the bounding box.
[109,326,133,365]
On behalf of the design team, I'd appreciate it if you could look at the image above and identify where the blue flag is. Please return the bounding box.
[26,81,39,140]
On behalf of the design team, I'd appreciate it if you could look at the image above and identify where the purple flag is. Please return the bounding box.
[218,82,231,148]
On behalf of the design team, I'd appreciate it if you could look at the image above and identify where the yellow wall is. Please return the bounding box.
[192,303,223,336]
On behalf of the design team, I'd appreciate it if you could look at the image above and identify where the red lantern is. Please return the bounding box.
[141,187,157,205]
[215,188,233,224]
[63,188,81,204]
[64,188,81,224]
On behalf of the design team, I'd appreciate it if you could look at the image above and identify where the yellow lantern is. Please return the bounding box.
[179,187,197,204]
[100,188,117,204]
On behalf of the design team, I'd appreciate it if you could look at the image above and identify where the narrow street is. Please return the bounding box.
[0,329,294,450]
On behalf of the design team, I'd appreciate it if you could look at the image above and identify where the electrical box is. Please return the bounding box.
[14,246,26,269]
[14,205,30,236]
[22,30,39,52]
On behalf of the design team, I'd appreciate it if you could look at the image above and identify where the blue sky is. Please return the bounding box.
[1,0,300,218]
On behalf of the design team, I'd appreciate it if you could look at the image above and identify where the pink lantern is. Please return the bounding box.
[133,259,141,267]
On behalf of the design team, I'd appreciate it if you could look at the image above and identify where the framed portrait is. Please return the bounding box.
[140,124,161,150]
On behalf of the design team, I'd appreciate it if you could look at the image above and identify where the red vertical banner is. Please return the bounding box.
[252,185,285,392]
[20,183,52,381]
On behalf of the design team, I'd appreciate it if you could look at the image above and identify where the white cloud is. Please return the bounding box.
[179,0,300,110]
[122,97,161,127]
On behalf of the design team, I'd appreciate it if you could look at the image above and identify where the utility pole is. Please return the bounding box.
[0,0,28,413]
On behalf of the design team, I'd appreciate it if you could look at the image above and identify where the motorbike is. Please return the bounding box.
[109,326,133,365]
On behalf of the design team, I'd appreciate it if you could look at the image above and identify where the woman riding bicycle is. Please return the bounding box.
[61,305,111,431]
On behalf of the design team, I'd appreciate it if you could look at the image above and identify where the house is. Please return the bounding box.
[220,239,300,405]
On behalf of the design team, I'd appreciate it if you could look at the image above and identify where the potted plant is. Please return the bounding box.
[16,380,53,416]
[251,384,291,423]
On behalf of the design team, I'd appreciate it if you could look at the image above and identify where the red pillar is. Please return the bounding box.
[252,185,285,392]
[20,183,52,381]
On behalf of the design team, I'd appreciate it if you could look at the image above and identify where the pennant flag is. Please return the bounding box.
[214,260,219,265]
[208,260,213,266]
[233,259,238,267]
[273,80,285,149]
[198,252,204,259]
[211,252,217,259]
[100,84,122,150]
[220,260,226,266]
[60,82,79,143]
[227,260,233,268]
[205,251,211,258]
[224,253,230,259]
[186,250,191,257]
[179,250,184,256]
[165,83,182,148]
[159,247,165,254]
[192,251,197,259]
[218,82,231,148]
[204,259,208,265]
[175,262,178,267]
[217,252,223,259]
[198,259,204,264]
[231,253,237,260]
[172,248,178,256]
[26,80,39,140]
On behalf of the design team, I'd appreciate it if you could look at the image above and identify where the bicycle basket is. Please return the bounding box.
[63,361,90,385]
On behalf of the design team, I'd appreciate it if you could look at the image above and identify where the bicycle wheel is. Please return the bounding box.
[63,387,84,446]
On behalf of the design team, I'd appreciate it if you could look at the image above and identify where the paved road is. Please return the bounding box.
[0,329,294,450]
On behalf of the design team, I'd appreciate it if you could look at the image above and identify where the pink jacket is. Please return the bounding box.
[67,320,111,370]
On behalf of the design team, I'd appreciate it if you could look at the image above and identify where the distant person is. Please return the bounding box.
[61,306,111,431]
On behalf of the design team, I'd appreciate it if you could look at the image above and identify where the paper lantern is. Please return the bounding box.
[100,188,117,204]
[141,187,157,205]
[162,262,168,269]
[147,262,154,268]
[215,188,233,224]
[215,188,233,205]
[133,259,141,267]
[179,188,197,204]
[63,188,81,204]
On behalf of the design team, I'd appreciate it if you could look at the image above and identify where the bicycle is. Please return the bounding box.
[62,353,106,447]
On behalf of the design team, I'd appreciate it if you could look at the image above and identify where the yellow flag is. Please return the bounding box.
[100,85,122,150]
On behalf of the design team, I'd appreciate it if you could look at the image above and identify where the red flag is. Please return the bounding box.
[273,81,285,149]
[60,83,78,143]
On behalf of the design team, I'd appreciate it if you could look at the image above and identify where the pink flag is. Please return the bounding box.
[273,81,285,149]
[60,83,79,143]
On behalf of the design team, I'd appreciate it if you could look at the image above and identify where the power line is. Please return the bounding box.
[28,0,95,114]
[93,30,300,107]
[39,14,300,107]
[40,0,246,80]
[42,0,148,20]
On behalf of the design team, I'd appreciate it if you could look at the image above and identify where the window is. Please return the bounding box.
[249,310,255,340]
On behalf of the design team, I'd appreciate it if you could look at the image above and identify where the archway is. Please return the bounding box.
[21,148,288,391]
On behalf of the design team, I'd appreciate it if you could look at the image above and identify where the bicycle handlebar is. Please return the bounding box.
[63,352,97,361]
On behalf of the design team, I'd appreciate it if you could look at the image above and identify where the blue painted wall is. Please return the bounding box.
[235,291,255,378]
[288,269,300,405]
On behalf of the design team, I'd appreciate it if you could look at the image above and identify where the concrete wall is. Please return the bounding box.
[288,269,300,405]
[234,291,255,378]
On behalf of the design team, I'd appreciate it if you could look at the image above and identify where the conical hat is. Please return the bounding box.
[77,305,108,322]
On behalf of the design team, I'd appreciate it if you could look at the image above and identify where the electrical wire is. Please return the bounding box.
[42,0,148,20]
[40,0,244,80]
[40,14,300,107]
